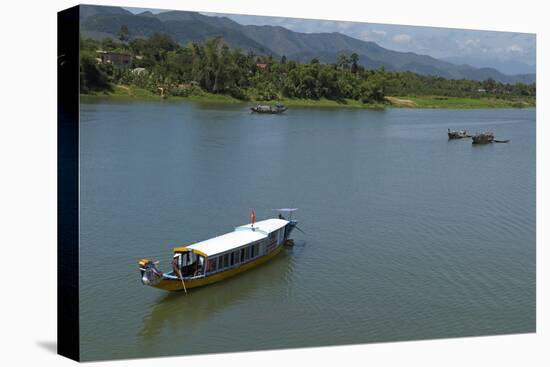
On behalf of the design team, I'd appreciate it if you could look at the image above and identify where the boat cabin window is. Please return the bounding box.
[175,251,205,277]
[208,258,217,272]
[222,253,229,268]
[217,256,223,270]
[240,248,245,262]
[230,252,235,266]
[245,246,250,260]
[199,256,205,275]
[250,243,260,259]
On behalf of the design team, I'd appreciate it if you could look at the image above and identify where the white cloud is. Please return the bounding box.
[506,44,524,53]
[335,21,353,30]
[392,34,412,43]
[458,38,481,50]
[358,29,387,41]
[464,39,480,47]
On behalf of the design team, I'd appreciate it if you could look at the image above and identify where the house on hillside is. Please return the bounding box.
[131,67,147,75]
[96,50,132,66]
[256,63,269,69]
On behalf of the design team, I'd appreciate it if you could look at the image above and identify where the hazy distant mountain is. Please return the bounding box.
[79,5,132,19]
[440,56,536,75]
[80,6,271,55]
[79,5,535,84]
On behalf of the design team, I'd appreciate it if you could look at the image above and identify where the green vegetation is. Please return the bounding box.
[80,32,536,109]
[89,85,158,99]
[84,84,244,103]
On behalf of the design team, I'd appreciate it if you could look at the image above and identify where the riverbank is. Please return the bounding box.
[387,96,535,109]
[81,85,535,109]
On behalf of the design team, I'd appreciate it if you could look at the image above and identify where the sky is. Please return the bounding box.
[125,7,536,75]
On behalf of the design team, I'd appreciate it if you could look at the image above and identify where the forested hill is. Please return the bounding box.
[79,32,536,110]
[80,5,535,84]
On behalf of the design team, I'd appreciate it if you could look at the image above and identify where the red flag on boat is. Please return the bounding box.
[251,208,255,227]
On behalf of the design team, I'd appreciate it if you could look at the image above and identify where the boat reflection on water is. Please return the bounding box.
[137,244,302,347]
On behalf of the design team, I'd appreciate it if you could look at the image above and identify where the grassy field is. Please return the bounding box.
[82,85,157,99]
[387,95,536,109]
[81,85,535,109]
[83,85,245,103]
[81,85,385,108]
[258,98,386,109]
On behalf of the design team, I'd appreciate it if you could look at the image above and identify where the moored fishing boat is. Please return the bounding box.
[472,132,495,144]
[250,103,287,114]
[138,209,299,292]
[447,128,470,139]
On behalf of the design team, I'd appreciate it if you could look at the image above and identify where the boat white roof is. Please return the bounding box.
[185,219,288,257]
[235,218,288,234]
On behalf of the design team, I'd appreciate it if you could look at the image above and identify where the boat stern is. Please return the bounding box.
[288,219,298,233]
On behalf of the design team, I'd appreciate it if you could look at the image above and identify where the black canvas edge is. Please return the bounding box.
[58,5,80,362]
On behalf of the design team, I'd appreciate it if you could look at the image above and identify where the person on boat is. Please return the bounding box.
[172,253,181,276]
[198,256,204,274]
[278,213,285,220]
[193,261,201,276]
[192,256,204,276]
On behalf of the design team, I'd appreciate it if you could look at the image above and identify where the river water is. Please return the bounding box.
[79,99,535,361]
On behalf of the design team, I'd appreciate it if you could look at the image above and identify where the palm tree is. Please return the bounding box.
[337,53,350,70]
[350,53,359,74]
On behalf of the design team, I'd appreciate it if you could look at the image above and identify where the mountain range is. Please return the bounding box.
[79,5,535,84]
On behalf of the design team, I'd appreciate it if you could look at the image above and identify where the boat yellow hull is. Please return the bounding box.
[151,244,285,291]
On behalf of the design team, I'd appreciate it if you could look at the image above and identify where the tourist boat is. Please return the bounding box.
[472,132,495,144]
[250,103,288,114]
[448,128,470,139]
[138,209,299,292]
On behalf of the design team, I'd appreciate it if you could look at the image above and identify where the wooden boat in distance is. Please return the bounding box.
[251,103,288,114]
[472,132,495,144]
[138,210,298,292]
[448,129,470,139]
